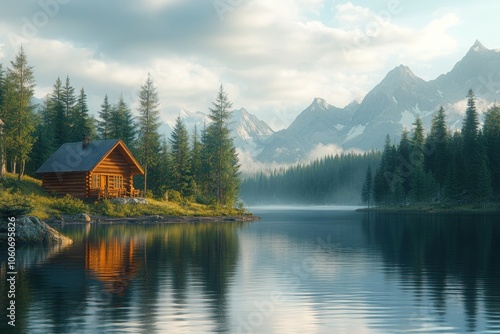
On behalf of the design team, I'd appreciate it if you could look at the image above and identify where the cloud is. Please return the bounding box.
[0,0,464,129]
[237,149,293,175]
[306,143,364,162]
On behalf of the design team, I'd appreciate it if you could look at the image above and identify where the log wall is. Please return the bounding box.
[92,150,133,191]
[42,172,87,198]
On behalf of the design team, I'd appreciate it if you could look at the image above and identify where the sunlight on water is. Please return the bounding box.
[1,210,500,333]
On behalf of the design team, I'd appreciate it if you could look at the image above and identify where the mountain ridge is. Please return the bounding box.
[255,40,500,163]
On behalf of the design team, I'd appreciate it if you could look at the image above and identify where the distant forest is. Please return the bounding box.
[242,89,500,207]
[240,152,380,205]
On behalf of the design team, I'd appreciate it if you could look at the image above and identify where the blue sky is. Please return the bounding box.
[0,0,498,130]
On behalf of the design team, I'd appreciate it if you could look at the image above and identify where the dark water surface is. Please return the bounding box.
[2,207,500,333]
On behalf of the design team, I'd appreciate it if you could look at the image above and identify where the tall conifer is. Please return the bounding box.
[137,73,161,194]
[2,48,36,180]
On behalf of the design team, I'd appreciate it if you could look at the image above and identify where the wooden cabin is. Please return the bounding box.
[36,138,144,199]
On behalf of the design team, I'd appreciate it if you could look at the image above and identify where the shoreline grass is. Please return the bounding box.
[0,173,245,220]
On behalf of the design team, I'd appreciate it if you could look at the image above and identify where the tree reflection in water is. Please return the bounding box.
[362,213,500,332]
[0,222,242,334]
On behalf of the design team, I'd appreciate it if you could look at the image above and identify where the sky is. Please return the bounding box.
[0,0,499,130]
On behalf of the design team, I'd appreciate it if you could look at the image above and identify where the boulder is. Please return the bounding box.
[60,213,92,223]
[110,197,148,205]
[110,198,129,205]
[9,216,73,245]
[79,213,92,222]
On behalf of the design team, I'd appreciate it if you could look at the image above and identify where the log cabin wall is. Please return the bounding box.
[92,149,133,191]
[42,172,87,198]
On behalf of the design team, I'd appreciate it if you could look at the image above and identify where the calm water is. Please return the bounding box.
[2,207,500,333]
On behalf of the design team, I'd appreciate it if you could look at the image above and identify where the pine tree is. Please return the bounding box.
[48,77,66,147]
[137,73,161,195]
[397,128,412,199]
[109,94,136,146]
[2,48,36,180]
[373,135,393,205]
[445,131,464,201]
[410,115,427,204]
[117,94,136,147]
[203,85,240,206]
[361,165,373,207]
[483,104,500,199]
[426,106,449,195]
[461,89,481,201]
[476,132,492,204]
[148,138,170,198]
[199,123,211,200]
[191,125,203,195]
[27,98,55,175]
[411,115,425,163]
[98,95,112,140]
[61,75,77,140]
[169,116,193,197]
[73,88,95,141]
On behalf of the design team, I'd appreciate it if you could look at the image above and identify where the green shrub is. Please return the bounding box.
[94,199,115,216]
[52,195,88,215]
[166,190,182,203]
[0,190,34,217]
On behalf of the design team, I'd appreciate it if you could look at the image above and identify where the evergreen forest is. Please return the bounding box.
[0,48,240,208]
[364,90,500,208]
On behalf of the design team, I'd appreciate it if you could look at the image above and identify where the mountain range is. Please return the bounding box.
[176,40,500,164]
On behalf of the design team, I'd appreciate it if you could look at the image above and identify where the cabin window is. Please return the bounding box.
[109,175,123,189]
[91,174,101,189]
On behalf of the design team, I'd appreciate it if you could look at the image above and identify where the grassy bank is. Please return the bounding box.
[0,173,246,220]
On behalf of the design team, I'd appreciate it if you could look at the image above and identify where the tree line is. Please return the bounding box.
[362,89,500,207]
[240,152,381,205]
[0,48,240,207]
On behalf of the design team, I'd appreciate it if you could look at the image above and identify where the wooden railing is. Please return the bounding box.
[92,187,141,199]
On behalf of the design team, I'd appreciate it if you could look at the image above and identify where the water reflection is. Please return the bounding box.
[0,222,242,334]
[362,212,500,333]
[2,210,500,333]
[0,241,73,334]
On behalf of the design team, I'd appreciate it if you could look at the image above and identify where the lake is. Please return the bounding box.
[1,207,500,333]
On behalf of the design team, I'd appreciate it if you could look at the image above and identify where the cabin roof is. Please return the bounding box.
[35,139,144,175]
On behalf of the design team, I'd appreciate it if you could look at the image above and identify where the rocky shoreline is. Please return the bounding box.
[46,213,261,225]
[1,216,73,245]
[2,213,259,244]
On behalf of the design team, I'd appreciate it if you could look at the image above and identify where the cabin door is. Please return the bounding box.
[92,174,123,198]
[99,175,109,191]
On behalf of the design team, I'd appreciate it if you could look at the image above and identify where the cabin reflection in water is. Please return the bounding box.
[85,236,142,295]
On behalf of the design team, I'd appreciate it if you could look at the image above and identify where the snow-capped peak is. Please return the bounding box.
[471,39,488,53]
[312,97,330,109]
